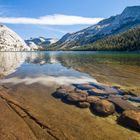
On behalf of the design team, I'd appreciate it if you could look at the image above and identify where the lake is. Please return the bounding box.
[1,51,140,95]
[0,51,140,140]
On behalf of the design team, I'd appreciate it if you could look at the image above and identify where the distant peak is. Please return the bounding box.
[122,6,140,14]
[120,6,140,19]
[125,6,140,9]
[39,36,45,39]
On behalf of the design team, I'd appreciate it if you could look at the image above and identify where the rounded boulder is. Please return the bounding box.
[118,110,140,131]
[66,92,87,103]
[92,100,115,116]
[86,96,100,104]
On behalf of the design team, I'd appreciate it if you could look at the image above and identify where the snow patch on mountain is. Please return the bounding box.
[25,37,58,48]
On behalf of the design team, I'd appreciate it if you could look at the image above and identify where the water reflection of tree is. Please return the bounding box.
[56,53,140,92]
[57,53,140,68]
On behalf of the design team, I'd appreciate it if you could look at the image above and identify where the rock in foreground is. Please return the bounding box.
[66,92,87,103]
[52,85,75,98]
[118,110,140,131]
[92,100,115,116]
[108,96,139,112]
[86,96,100,104]
[77,102,90,108]
[53,88,69,98]
[53,83,140,131]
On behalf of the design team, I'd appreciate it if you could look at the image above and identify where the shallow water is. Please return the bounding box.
[0,51,140,140]
[0,51,140,93]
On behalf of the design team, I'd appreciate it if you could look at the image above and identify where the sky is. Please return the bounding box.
[0,0,140,39]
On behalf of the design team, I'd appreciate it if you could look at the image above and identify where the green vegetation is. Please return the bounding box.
[73,26,140,51]
[44,26,140,51]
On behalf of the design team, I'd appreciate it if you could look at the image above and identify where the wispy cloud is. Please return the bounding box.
[0,14,103,25]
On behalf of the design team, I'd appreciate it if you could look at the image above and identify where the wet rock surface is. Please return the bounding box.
[108,96,139,112]
[86,96,100,104]
[75,89,88,96]
[66,92,87,103]
[52,85,75,98]
[74,84,94,90]
[92,100,115,116]
[52,88,69,98]
[118,110,140,131]
[88,88,110,96]
[77,102,90,108]
[59,85,75,92]
[53,83,140,131]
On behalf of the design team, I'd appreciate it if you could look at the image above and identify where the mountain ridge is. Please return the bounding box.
[52,6,140,49]
[73,26,140,51]
[25,37,58,50]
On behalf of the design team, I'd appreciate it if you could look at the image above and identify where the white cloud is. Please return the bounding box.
[0,14,103,25]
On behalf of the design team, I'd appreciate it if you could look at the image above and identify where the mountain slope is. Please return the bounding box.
[0,25,30,51]
[74,26,140,51]
[25,37,58,49]
[54,6,140,49]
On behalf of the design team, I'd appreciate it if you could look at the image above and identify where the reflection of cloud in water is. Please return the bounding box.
[0,75,97,86]
[0,52,98,86]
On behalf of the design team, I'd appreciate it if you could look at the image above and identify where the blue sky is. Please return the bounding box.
[0,0,140,39]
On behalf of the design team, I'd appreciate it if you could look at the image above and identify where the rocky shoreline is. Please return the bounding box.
[53,83,140,131]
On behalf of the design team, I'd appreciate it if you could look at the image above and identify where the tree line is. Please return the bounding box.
[75,26,140,51]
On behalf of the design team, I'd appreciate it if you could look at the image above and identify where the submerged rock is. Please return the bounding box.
[77,102,90,108]
[52,83,140,132]
[108,96,139,113]
[52,85,75,98]
[74,84,94,90]
[60,85,75,92]
[122,95,140,103]
[129,97,140,103]
[52,88,69,98]
[88,88,109,96]
[92,100,115,116]
[75,89,89,96]
[86,96,100,104]
[118,110,140,131]
[122,95,131,100]
[66,92,87,103]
